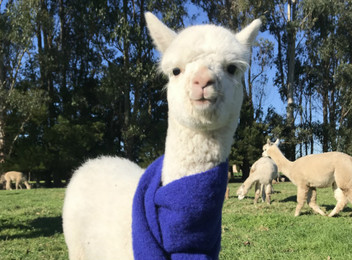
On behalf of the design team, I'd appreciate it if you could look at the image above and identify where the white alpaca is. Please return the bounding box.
[63,12,261,259]
[263,139,352,217]
[236,157,278,204]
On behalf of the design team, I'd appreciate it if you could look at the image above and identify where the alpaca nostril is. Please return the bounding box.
[192,67,215,89]
[193,78,214,89]
[203,80,214,88]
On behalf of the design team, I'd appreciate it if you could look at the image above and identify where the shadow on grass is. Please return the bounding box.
[0,216,62,241]
[280,195,296,203]
[31,216,63,235]
[1,191,23,196]
[322,204,352,212]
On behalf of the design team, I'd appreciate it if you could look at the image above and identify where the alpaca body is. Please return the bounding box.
[63,157,143,259]
[63,12,261,259]
[1,171,31,190]
[237,157,278,204]
[263,139,352,216]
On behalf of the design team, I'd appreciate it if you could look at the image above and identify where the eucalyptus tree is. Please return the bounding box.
[86,0,188,163]
[0,0,47,169]
[302,0,352,153]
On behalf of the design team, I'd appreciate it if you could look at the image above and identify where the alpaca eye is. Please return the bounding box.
[227,64,237,75]
[172,68,181,76]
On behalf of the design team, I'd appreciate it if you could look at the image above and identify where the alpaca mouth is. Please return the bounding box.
[191,97,217,107]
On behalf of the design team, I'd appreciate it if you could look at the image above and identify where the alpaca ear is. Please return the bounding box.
[145,12,177,54]
[235,19,262,46]
[274,139,280,145]
[267,138,271,145]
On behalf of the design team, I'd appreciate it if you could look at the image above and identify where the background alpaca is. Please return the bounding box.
[1,171,31,190]
[237,157,278,204]
[63,12,261,259]
[263,139,352,217]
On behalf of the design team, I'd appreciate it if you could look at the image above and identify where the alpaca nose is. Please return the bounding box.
[192,67,215,89]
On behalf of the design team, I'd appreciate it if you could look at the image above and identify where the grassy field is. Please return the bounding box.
[0,188,67,260]
[0,182,352,260]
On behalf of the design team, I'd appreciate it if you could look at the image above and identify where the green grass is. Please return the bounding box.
[0,189,67,260]
[221,182,352,260]
[1,183,352,259]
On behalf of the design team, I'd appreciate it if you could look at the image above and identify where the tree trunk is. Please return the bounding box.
[122,0,133,160]
[0,57,4,164]
[59,0,68,110]
[39,0,55,185]
[299,87,303,158]
[322,87,329,152]
[0,29,5,164]
[330,86,337,151]
[286,0,296,160]
[309,88,313,154]
[241,157,250,182]
[0,110,4,164]
[0,41,4,86]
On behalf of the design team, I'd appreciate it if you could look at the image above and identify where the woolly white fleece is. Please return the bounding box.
[63,157,143,260]
[237,157,278,203]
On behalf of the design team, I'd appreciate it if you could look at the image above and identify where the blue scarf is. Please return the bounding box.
[132,155,228,260]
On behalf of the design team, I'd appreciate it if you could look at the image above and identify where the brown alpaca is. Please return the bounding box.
[263,139,352,217]
[1,171,31,190]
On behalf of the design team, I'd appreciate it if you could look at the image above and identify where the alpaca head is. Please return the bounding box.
[145,12,261,132]
[236,184,246,200]
[262,139,280,157]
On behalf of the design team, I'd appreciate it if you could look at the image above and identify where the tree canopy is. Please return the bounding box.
[1,0,351,184]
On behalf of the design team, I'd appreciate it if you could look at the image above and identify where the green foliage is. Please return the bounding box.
[298,0,352,152]
[1,0,352,184]
[42,116,105,175]
[231,98,267,179]
[0,0,185,183]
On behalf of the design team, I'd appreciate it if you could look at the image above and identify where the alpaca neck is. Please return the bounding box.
[269,146,293,178]
[162,116,234,185]
[243,174,256,192]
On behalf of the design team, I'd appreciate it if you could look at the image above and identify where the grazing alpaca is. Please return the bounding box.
[263,139,352,217]
[63,12,261,260]
[1,171,31,190]
[237,157,278,204]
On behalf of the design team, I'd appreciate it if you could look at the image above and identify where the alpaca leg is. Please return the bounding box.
[307,187,326,216]
[24,181,31,189]
[344,188,352,204]
[15,180,19,190]
[265,184,272,204]
[328,184,348,217]
[261,183,266,203]
[6,180,12,190]
[271,182,275,193]
[295,187,308,216]
[254,182,260,203]
[328,189,347,217]
[225,186,229,200]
